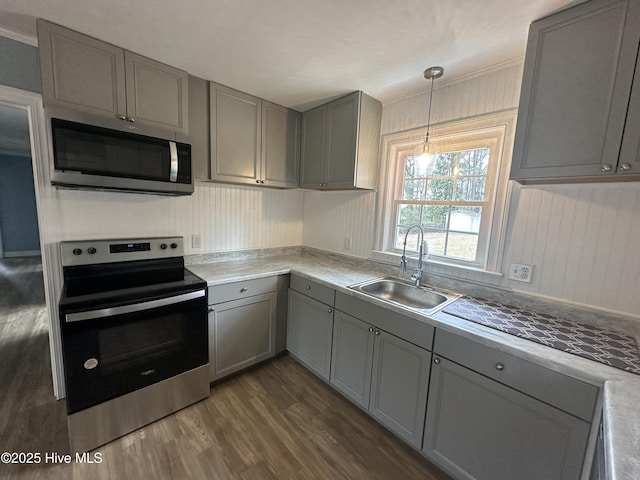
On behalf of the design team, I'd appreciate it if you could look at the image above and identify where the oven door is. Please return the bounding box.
[60,289,207,414]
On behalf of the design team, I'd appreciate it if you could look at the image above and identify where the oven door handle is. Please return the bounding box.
[64,289,205,323]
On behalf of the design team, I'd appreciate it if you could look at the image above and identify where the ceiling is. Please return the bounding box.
[0,0,580,111]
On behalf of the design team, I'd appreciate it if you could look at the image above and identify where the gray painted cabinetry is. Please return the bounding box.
[423,329,597,480]
[286,276,335,380]
[209,83,300,187]
[208,277,277,382]
[300,91,382,189]
[331,295,433,448]
[37,20,188,136]
[511,0,640,182]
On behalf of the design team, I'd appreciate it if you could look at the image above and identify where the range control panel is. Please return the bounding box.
[61,237,183,266]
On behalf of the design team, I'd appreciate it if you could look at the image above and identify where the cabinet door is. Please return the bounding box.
[262,102,300,187]
[286,289,334,380]
[124,51,188,134]
[300,106,327,188]
[210,83,262,185]
[369,330,431,448]
[511,0,640,180]
[325,92,358,187]
[37,20,126,118]
[208,293,276,381]
[330,311,375,409]
[423,357,590,480]
[618,49,640,176]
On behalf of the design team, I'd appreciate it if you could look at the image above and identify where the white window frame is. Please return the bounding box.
[373,111,516,276]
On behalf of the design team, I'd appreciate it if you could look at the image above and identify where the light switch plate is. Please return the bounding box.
[192,234,201,249]
[509,263,534,283]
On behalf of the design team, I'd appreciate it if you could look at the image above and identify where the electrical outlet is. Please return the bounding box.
[344,237,352,251]
[509,263,534,283]
[192,234,201,249]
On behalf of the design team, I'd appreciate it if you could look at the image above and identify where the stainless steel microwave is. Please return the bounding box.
[50,118,193,196]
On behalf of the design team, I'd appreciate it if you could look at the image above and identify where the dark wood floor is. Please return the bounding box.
[0,257,451,480]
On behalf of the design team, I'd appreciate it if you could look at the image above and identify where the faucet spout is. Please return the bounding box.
[400,224,429,286]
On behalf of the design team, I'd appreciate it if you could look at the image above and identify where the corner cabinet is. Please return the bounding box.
[37,20,188,136]
[511,0,640,182]
[210,83,300,188]
[300,91,382,189]
[208,277,277,382]
[423,329,598,480]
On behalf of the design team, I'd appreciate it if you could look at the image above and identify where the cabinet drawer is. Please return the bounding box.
[434,329,599,422]
[290,274,335,306]
[208,276,277,305]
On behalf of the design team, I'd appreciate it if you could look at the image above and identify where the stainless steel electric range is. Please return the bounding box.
[58,237,209,452]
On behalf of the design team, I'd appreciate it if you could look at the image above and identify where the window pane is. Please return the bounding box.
[397,204,421,227]
[458,148,489,175]
[450,206,482,233]
[405,156,430,178]
[444,232,478,261]
[424,230,446,256]
[425,178,454,201]
[454,176,486,201]
[421,205,449,230]
[402,179,426,200]
[432,152,457,176]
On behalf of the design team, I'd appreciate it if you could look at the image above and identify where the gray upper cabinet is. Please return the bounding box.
[37,20,188,137]
[210,83,300,187]
[262,102,300,188]
[511,0,640,182]
[300,91,382,189]
[210,83,262,184]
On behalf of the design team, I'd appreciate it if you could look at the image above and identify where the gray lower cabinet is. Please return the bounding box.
[330,310,431,448]
[37,19,188,136]
[286,289,334,380]
[511,0,640,182]
[208,278,277,382]
[424,356,591,480]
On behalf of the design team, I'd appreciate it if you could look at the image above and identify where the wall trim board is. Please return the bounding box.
[3,250,40,258]
[0,28,38,47]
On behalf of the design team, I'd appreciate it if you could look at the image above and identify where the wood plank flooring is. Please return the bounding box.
[0,257,451,480]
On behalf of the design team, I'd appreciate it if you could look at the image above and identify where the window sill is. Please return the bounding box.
[369,250,504,279]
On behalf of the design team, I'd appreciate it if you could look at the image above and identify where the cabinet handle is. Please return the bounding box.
[256,180,261,184]
[619,163,632,171]
[601,164,613,172]
[375,330,380,336]
[368,327,374,332]
[328,308,333,313]
[240,287,248,293]
[116,114,127,121]
[208,308,214,313]
[261,180,266,184]
[305,285,311,290]
[126,116,135,123]
[433,357,441,364]
[495,363,505,371]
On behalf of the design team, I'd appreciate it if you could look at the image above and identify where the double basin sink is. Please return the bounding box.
[348,276,461,315]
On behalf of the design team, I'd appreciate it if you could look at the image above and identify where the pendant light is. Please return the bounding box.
[413,66,444,173]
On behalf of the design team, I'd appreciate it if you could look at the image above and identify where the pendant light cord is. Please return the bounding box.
[425,75,435,144]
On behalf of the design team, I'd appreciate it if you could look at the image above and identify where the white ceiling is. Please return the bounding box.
[0,0,580,111]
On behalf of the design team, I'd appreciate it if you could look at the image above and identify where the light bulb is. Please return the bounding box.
[413,142,437,174]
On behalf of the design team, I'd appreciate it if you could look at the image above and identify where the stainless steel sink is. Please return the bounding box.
[348,277,461,314]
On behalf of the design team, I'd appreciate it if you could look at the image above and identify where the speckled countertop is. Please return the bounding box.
[187,250,640,480]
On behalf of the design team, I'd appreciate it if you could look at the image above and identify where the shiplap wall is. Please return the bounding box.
[55,182,304,252]
[302,61,640,317]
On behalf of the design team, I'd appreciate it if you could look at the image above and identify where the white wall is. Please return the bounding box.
[301,60,640,318]
[54,182,304,252]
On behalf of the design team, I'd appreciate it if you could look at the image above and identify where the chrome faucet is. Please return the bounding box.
[400,224,429,286]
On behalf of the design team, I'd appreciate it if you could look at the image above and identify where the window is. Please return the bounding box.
[376,113,515,272]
